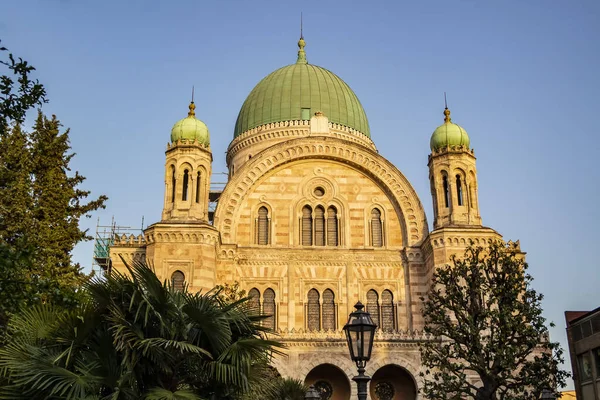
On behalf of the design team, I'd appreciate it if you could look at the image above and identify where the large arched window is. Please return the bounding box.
[307,289,320,331]
[371,208,383,247]
[182,169,189,201]
[315,206,325,246]
[442,174,450,207]
[381,290,395,332]
[171,167,176,203]
[322,289,336,331]
[366,289,380,329]
[171,270,185,291]
[327,206,338,246]
[257,206,269,245]
[263,288,276,330]
[456,175,463,206]
[195,171,201,203]
[302,206,313,246]
[248,288,260,313]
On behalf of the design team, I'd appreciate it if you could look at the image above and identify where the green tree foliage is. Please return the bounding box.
[0,113,107,328]
[0,40,47,134]
[0,260,283,399]
[0,41,105,329]
[214,281,247,305]
[419,241,569,399]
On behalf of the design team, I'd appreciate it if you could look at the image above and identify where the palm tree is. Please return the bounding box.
[0,259,282,399]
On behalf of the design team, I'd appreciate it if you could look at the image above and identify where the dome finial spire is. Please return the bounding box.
[296,13,307,64]
[443,92,451,123]
[188,86,196,118]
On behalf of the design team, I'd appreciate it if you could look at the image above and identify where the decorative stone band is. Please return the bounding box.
[144,230,219,245]
[113,234,146,246]
[167,138,211,151]
[428,144,474,158]
[226,120,376,164]
[270,328,434,343]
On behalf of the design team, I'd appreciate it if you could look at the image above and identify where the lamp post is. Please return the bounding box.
[343,301,377,400]
[305,385,320,400]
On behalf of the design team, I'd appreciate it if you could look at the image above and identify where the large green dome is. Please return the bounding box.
[234,38,370,138]
[430,108,470,151]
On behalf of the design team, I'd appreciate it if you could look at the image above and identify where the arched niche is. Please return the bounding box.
[369,364,417,400]
[304,363,351,400]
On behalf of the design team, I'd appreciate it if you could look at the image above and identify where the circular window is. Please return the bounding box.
[314,187,325,197]
[314,380,333,400]
[375,381,395,400]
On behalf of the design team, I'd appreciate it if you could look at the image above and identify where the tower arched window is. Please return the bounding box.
[171,270,185,291]
[442,174,450,207]
[171,167,176,203]
[302,206,313,246]
[307,289,320,331]
[381,290,395,332]
[322,289,336,331]
[366,289,380,329]
[315,206,325,246]
[327,206,338,246]
[456,175,463,206]
[257,206,270,245]
[263,288,276,330]
[182,169,189,201]
[248,288,260,313]
[195,171,201,203]
[371,208,383,247]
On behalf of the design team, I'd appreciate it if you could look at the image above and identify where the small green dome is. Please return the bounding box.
[430,108,470,151]
[171,102,210,145]
[234,38,370,138]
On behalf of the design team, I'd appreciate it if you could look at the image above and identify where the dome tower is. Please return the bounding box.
[162,99,212,221]
[226,36,375,175]
[428,106,481,228]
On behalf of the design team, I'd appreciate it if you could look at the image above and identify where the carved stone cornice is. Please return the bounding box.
[271,329,434,347]
[227,247,408,264]
[426,226,502,249]
[144,222,220,245]
[226,120,376,164]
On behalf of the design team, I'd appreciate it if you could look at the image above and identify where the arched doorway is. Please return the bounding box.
[305,363,351,400]
[369,364,417,400]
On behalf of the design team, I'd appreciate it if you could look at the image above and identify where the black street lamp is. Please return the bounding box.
[305,385,320,400]
[343,301,377,400]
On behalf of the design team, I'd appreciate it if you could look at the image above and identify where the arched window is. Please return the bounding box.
[248,288,260,313]
[456,175,463,206]
[442,174,449,207]
[171,167,176,203]
[302,206,313,246]
[322,289,336,331]
[263,288,276,330]
[366,289,380,329]
[171,270,185,291]
[327,206,338,246]
[257,206,269,245]
[182,169,189,201]
[371,208,383,247]
[381,290,395,332]
[307,289,320,331]
[315,206,325,246]
[195,171,201,203]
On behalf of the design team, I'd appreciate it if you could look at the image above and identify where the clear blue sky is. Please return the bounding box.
[3,0,598,388]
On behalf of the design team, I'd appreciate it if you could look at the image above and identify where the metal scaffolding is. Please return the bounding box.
[92,216,144,276]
